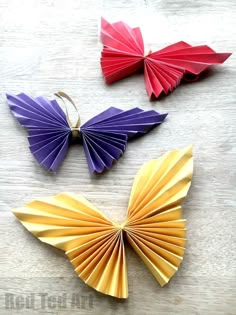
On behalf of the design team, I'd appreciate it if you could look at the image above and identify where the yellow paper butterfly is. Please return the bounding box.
[13,146,193,298]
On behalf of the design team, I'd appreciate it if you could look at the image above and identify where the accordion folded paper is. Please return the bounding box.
[6,92,167,173]
[100,18,231,99]
[13,146,193,298]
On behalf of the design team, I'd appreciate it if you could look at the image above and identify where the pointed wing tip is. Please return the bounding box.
[48,166,58,173]
[101,17,110,29]
[182,145,193,174]
[101,16,107,23]
[161,112,168,120]
[149,90,163,100]
[180,145,193,160]
[101,16,105,25]
[117,294,128,299]
[6,92,28,101]
[161,146,193,160]
[215,52,232,63]
[153,111,168,123]
[223,52,232,61]
[56,192,80,199]
[184,145,193,156]
[92,166,107,174]
[6,92,18,101]
[89,162,115,175]
[92,284,128,299]
[12,208,20,217]
[161,146,193,162]
[90,286,128,299]
[88,166,101,175]
[12,206,29,220]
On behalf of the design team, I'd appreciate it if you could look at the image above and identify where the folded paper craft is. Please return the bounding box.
[100,17,231,99]
[13,146,193,298]
[6,92,167,173]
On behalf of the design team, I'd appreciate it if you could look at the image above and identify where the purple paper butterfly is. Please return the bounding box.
[6,92,167,173]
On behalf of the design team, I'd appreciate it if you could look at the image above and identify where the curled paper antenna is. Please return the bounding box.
[54,91,81,130]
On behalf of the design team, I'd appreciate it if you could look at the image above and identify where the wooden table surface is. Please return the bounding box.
[0,0,235,314]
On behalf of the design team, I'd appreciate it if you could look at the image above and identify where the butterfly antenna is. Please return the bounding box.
[54,92,81,128]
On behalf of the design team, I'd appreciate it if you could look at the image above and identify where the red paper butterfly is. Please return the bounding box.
[100,18,231,99]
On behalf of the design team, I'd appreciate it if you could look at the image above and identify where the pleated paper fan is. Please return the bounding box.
[6,91,167,173]
[13,146,193,298]
[100,17,231,99]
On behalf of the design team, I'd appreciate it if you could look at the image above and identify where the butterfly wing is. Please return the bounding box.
[80,107,167,173]
[13,192,128,298]
[100,17,144,84]
[6,93,71,171]
[124,146,193,286]
[145,41,231,98]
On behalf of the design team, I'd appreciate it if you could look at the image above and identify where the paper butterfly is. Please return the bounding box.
[6,92,167,173]
[100,18,231,99]
[12,146,193,298]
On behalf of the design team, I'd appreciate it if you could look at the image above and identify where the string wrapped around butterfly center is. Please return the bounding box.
[71,127,80,140]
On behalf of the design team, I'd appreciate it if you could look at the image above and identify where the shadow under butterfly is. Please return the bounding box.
[6,92,167,174]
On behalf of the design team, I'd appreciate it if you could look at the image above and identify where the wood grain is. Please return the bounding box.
[0,0,235,314]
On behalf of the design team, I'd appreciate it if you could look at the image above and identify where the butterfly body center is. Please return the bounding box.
[114,221,128,232]
[71,127,80,141]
